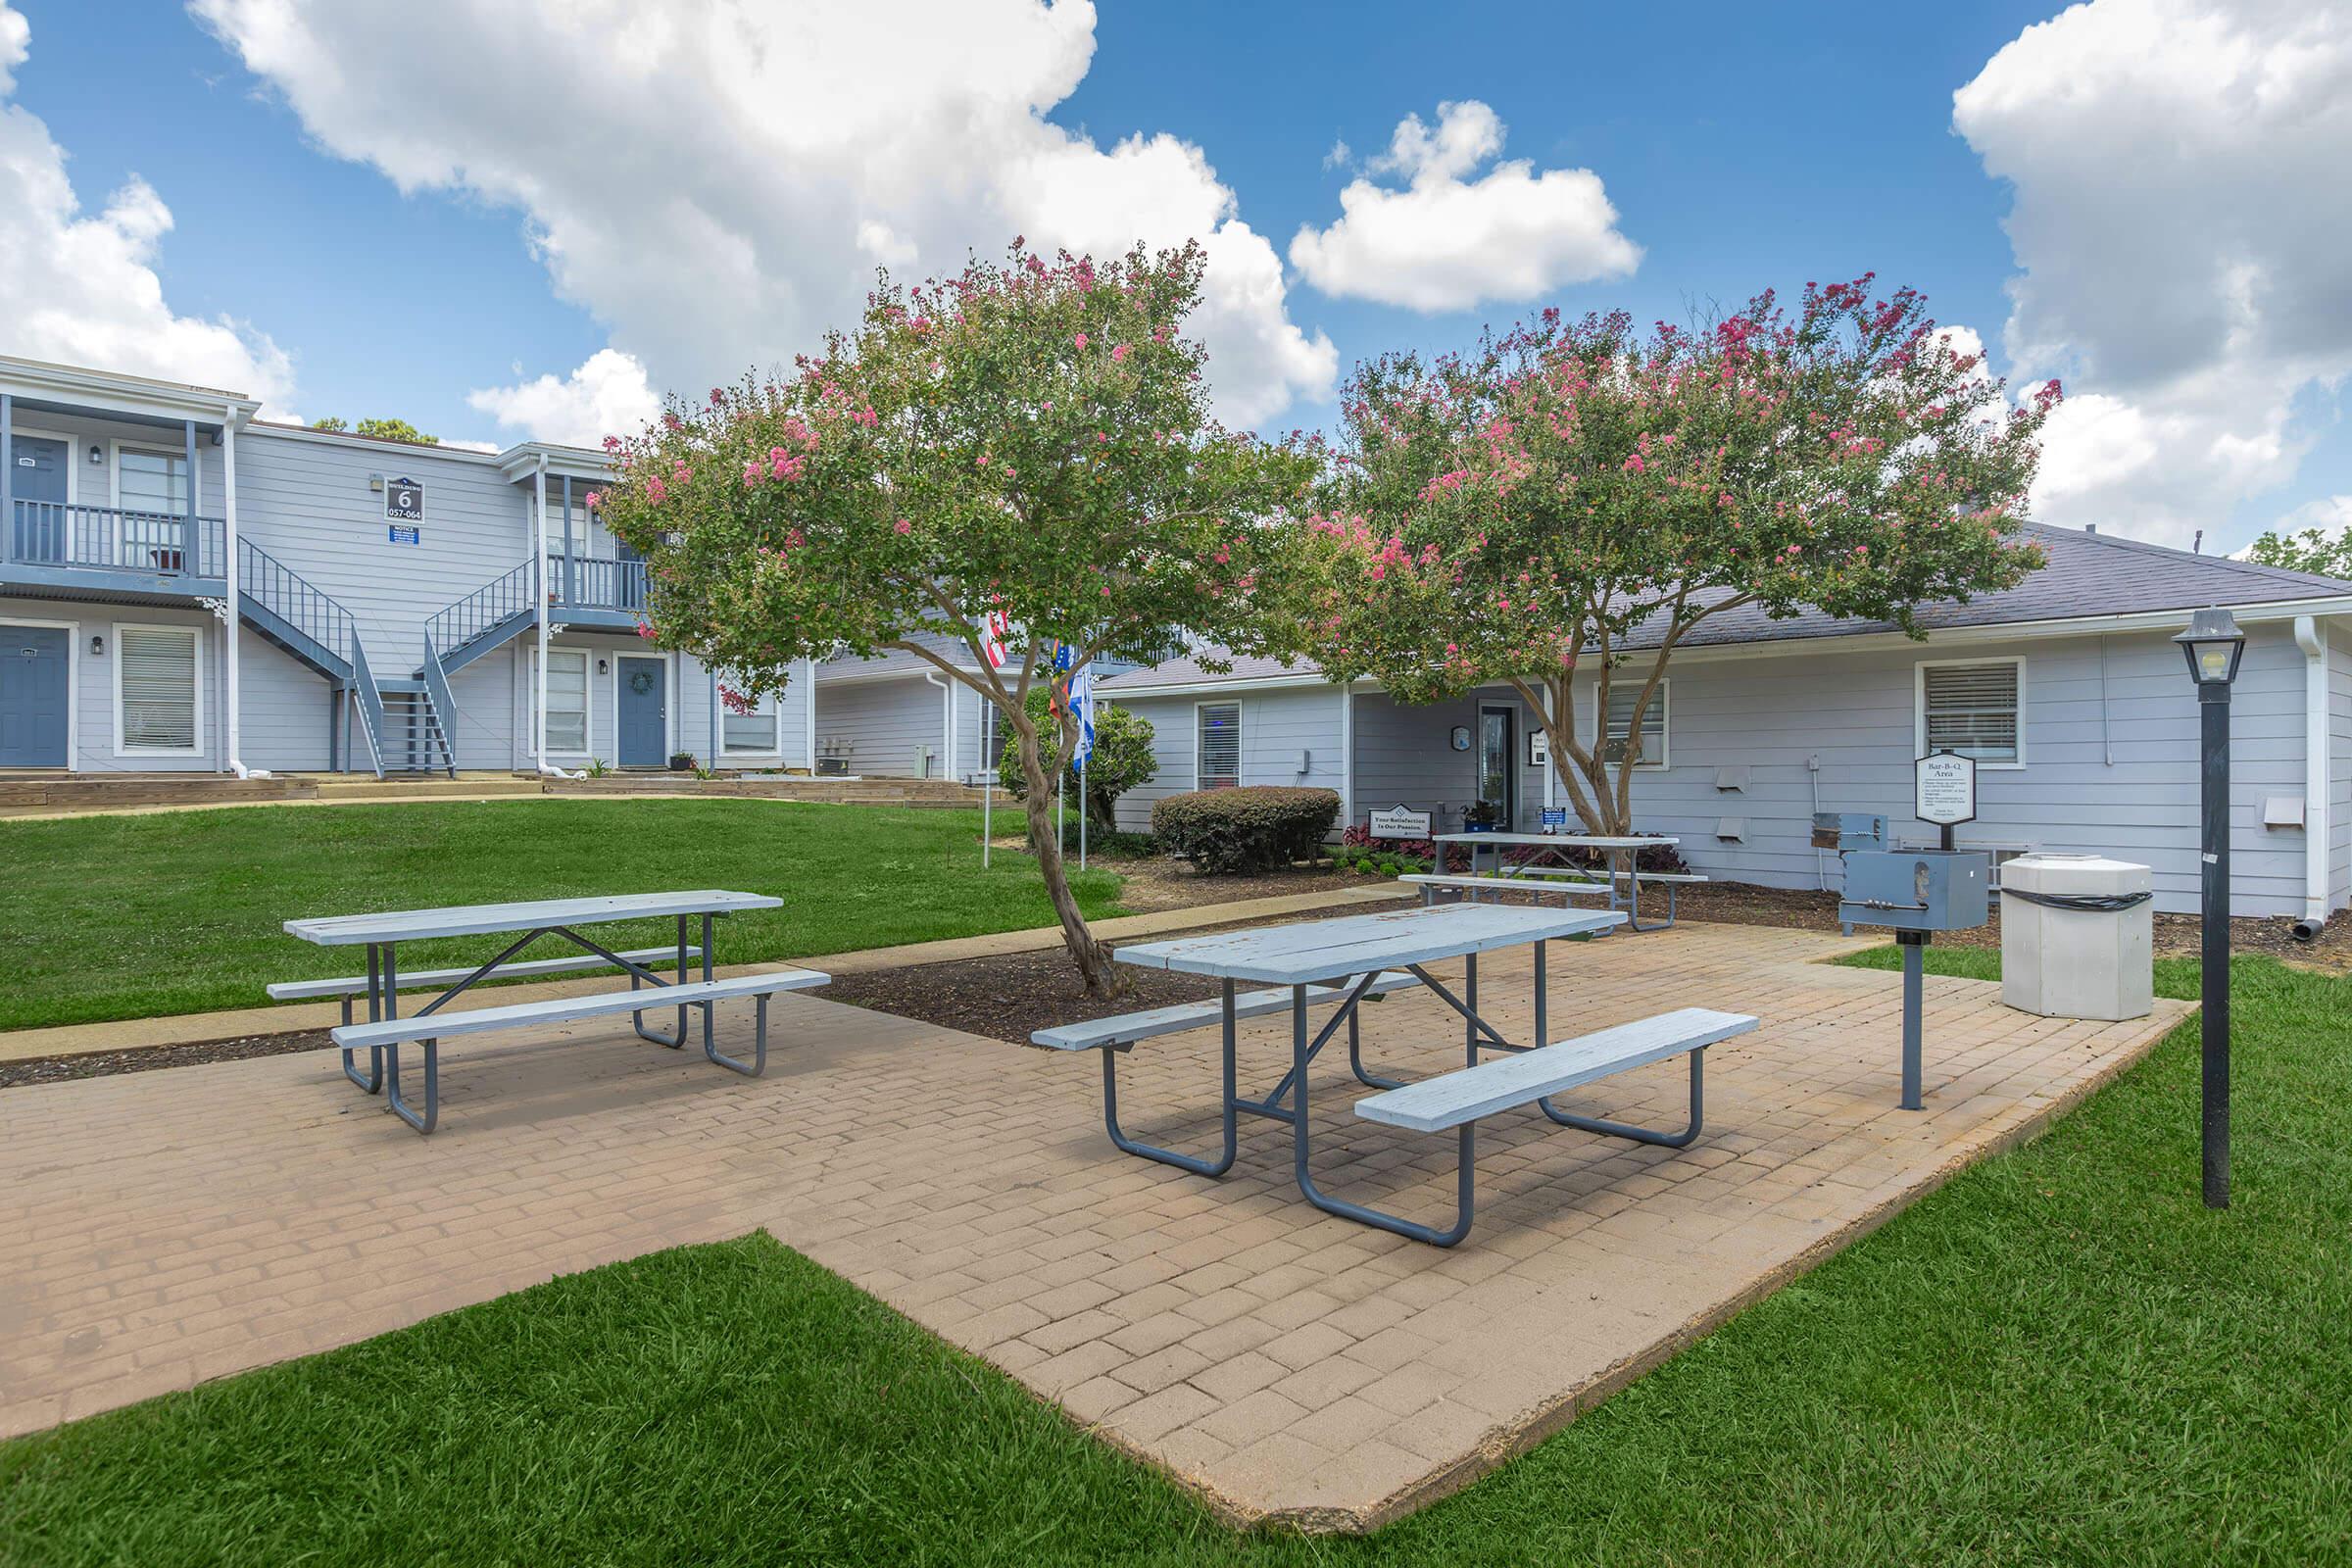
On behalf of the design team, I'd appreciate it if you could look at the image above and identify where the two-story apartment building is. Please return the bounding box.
[0,355,1005,784]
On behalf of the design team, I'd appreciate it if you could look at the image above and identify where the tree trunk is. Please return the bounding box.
[1010,709,1117,996]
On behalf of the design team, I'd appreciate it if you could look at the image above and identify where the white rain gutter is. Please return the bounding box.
[2293,615,2331,937]
[923,669,956,779]
[220,405,263,778]
[532,457,571,778]
[803,656,818,771]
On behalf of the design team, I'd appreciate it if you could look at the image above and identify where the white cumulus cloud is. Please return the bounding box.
[466,349,661,449]
[1288,100,1641,314]
[190,0,1335,435]
[1954,0,2352,548]
[0,4,292,409]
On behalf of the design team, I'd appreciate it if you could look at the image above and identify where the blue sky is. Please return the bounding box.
[4,1,2346,553]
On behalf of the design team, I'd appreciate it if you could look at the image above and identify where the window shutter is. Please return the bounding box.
[120,627,197,750]
[1923,662,2019,761]
[1199,703,1241,789]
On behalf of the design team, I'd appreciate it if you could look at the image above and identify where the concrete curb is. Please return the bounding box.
[0,883,1415,1063]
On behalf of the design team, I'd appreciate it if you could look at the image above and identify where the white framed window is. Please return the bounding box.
[113,621,201,756]
[721,687,783,755]
[544,648,589,755]
[1598,679,1668,769]
[1917,658,2024,767]
[1197,701,1241,790]
[115,446,192,515]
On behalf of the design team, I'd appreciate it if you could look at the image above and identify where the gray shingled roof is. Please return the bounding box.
[1101,524,2352,694]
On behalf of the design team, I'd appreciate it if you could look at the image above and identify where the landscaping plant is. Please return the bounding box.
[1151,785,1339,874]
[592,240,1316,994]
[994,691,1156,830]
[1285,278,2058,835]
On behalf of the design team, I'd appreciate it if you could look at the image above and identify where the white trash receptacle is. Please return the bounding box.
[2000,854,2153,1020]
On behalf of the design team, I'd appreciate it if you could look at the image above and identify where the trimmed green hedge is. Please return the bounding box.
[1151,786,1340,875]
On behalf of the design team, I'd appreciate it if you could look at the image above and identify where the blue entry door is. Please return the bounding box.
[0,625,71,767]
[9,435,67,564]
[616,656,666,767]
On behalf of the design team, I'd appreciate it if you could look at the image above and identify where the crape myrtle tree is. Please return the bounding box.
[1290,276,2060,837]
[593,241,1315,994]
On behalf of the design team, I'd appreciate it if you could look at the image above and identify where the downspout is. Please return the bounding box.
[532,456,561,777]
[220,408,262,778]
[2293,615,2330,937]
[923,669,954,780]
[1339,680,1355,831]
[803,656,818,772]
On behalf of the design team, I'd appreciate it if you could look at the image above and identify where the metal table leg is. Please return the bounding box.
[342,942,385,1095]
[1289,981,1476,1247]
[1101,978,1240,1176]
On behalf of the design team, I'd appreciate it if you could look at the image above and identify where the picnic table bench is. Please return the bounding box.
[1435,832,1700,930]
[284,891,823,1135]
[1039,903,1758,1246]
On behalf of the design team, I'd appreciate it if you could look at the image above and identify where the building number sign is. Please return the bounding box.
[385,476,424,523]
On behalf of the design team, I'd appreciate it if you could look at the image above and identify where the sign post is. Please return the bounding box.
[1915,749,1978,852]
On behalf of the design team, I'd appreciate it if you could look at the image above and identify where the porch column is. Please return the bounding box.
[533,459,550,774]
[183,419,198,575]
[220,414,246,775]
[1,393,12,564]
[561,473,575,606]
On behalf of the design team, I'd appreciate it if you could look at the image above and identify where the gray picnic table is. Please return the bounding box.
[1435,831,1685,932]
[1101,901,1645,1245]
[285,890,808,1133]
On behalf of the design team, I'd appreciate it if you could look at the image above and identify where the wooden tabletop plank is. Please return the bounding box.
[284,890,783,946]
[1115,903,1623,985]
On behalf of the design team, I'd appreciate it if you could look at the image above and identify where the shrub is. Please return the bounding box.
[1051,821,1157,858]
[1152,787,1339,874]
[996,692,1156,828]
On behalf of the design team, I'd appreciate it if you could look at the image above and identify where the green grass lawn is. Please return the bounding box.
[0,800,1124,1030]
[4,953,2346,1564]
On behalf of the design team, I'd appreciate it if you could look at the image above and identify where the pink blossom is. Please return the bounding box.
[1074,332,1090,351]
[1111,343,1131,364]
[894,517,911,534]
[645,477,667,505]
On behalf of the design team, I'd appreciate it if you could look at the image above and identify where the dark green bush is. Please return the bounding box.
[1151,786,1340,875]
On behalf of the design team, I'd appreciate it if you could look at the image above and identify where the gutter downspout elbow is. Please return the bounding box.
[2294,614,2329,938]
[923,669,954,780]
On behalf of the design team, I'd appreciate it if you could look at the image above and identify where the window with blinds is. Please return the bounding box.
[545,649,588,754]
[722,700,780,754]
[1598,680,1668,767]
[117,624,198,752]
[1197,702,1241,789]
[1919,661,2021,762]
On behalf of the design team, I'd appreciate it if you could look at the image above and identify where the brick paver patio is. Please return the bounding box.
[0,922,2189,1530]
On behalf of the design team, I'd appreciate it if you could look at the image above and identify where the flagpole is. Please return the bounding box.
[1080,754,1089,871]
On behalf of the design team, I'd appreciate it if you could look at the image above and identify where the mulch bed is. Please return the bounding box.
[8,868,2340,1092]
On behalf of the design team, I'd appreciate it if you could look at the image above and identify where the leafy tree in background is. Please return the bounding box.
[309,416,439,445]
[994,692,1156,829]
[2245,524,2352,580]
[1285,277,2059,836]
[593,241,1315,994]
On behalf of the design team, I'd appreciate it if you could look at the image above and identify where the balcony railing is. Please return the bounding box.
[548,552,649,614]
[7,501,226,579]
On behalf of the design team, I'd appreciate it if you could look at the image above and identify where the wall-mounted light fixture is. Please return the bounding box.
[89,633,104,656]
[87,444,103,466]
[597,657,611,676]
[368,472,385,493]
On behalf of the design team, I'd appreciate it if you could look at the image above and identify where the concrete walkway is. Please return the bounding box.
[0,920,2189,1530]
[0,884,1414,1063]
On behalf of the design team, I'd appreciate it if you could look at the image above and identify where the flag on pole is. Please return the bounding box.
[979,611,1012,670]
[1068,664,1097,768]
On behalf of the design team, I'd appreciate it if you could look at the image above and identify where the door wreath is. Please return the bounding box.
[628,667,658,696]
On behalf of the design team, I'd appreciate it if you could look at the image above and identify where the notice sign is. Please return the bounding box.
[1541,806,1569,829]
[387,524,420,546]
[385,476,424,522]
[1915,749,1978,826]
[1369,805,1433,839]
[1528,729,1548,767]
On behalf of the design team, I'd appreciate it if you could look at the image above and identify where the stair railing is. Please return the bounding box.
[349,634,389,781]
[419,637,461,779]
[239,538,354,678]
[426,558,534,662]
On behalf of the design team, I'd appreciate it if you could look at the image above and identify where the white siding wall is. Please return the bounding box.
[1111,686,1348,832]
[815,673,956,777]
[1104,619,2352,918]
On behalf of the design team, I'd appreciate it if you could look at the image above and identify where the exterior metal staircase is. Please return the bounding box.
[232,550,544,781]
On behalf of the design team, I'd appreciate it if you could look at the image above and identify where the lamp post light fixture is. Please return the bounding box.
[2174,606,2245,1209]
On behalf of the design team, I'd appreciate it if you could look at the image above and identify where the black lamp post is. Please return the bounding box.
[2174,606,2244,1209]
